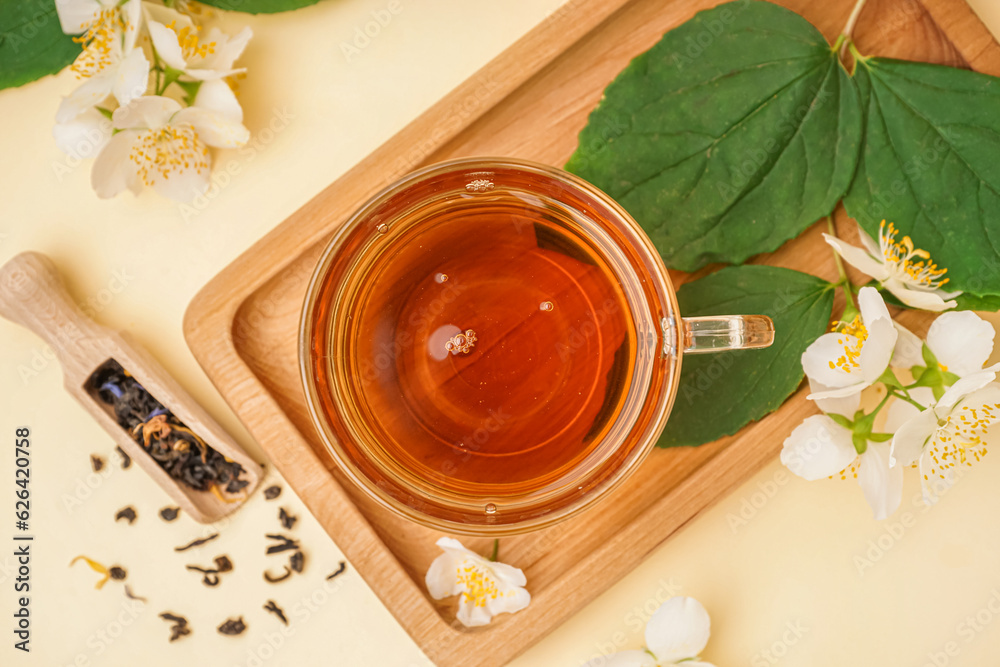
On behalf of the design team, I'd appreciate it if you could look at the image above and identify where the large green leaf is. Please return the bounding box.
[0,0,80,91]
[566,0,861,272]
[197,0,323,13]
[844,57,1000,298]
[660,266,833,447]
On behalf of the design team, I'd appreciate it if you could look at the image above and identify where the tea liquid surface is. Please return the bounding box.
[341,196,636,494]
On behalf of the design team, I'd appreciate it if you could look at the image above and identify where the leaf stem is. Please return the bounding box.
[489,539,499,562]
[838,0,869,58]
[890,389,926,411]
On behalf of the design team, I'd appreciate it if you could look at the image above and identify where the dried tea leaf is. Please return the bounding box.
[116,445,132,469]
[160,612,191,642]
[159,507,180,522]
[90,455,104,472]
[289,550,304,574]
[115,507,137,524]
[326,561,347,580]
[175,534,219,552]
[265,534,299,555]
[264,566,292,583]
[263,485,282,500]
[263,600,288,625]
[278,507,297,530]
[218,617,246,636]
[108,566,127,581]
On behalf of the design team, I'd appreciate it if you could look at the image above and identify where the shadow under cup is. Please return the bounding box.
[300,158,682,536]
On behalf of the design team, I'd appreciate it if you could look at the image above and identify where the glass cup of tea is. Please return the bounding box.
[300,158,773,536]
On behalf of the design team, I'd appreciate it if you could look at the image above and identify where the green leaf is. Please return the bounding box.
[843,57,1000,298]
[0,0,81,91]
[197,0,323,13]
[661,266,834,447]
[566,0,861,271]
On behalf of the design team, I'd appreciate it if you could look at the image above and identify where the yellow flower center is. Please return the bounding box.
[827,316,868,373]
[923,402,999,481]
[166,21,216,62]
[879,220,949,289]
[831,455,861,481]
[456,562,501,608]
[71,8,126,78]
[128,125,209,186]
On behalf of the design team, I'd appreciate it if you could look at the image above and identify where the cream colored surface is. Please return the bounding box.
[0,1,999,665]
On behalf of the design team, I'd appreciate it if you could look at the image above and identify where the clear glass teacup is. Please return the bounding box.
[300,158,773,536]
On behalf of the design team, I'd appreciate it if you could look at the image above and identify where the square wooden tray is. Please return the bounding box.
[183,0,1000,664]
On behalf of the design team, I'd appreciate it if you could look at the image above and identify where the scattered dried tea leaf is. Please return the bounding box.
[115,507,137,525]
[263,485,281,500]
[265,534,299,555]
[278,507,297,530]
[326,561,347,580]
[289,550,304,574]
[175,533,219,552]
[263,600,288,625]
[124,585,146,602]
[90,455,104,472]
[218,617,246,636]
[186,565,221,587]
[71,555,111,589]
[263,566,292,583]
[115,445,132,469]
[214,555,233,573]
[160,612,191,642]
[159,507,180,522]
[108,566,127,581]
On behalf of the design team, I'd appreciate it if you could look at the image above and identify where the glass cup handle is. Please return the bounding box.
[678,315,775,354]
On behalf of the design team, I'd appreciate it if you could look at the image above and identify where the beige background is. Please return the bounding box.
[2,0,1000,664]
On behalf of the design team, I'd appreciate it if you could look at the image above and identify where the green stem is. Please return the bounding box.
[838,0,869,58]
[826,216,858,314]
[489,539,499,562]
[890,389,926,411]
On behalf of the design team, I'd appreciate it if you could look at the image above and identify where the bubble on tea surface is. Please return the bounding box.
[444,329,477,356]
[484,503,497,515]
[428,324,462,361]
[376,223,388,234]
[539,301,554,311]
[435,272,449,284]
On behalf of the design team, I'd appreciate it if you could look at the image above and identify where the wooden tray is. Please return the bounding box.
[184,0,1000,664]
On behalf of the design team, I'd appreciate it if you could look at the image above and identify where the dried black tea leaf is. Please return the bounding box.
[263,485,281,500]
[116,445,132,469]
[263,600,288,625]
[91,455,104,472]
[88,359,249,497]
[278,507,297,530]
[218,617,246,636]
[175,533,219,552]
[214,555,233,573]
[160,612,191,642]
[265,534,299,555]
[326,561,347,580]
[159,507,180,522]
[124,585,146,602]
[115,507,137,524]
[289,550,304,574]
[186,565,221,587]
[108,566,127,581]
[264,566,292,583]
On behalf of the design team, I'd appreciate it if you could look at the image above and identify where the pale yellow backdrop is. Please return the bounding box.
[1,1,1000,665]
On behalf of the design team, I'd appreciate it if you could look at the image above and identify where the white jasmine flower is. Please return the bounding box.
[55,0,149,121]
[52,107,113,159]
[823,221,960,311]
[890,367,1000,503]
[425,537,530,627]
[891,311,995,377]
[583,597,715,667]
[781,413,902,520]
[147,13,252,81]
[801,287,898,401]
[91,93,248,202]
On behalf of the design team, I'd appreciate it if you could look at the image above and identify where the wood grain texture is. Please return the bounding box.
[183,0,1000,664]
[0,252,260,524]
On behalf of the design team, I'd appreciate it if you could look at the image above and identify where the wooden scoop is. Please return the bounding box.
[0,251,259,523]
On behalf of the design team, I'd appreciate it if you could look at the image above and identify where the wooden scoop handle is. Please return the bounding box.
[0,252,109,366]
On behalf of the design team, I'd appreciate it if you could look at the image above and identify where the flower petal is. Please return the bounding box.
[147,20,188,71]
[801,332,863,389]
[938,364,1000,409]
[856,224,882,257]
[193,79,243,122]
[822,234,888,281]
[645,596,711,663]
[927,311,995,377]
[149,154,213,203]
[857,442,903,520]
[111,47,150,106]
[807,382,870,400]
[484,583,531,618]
[808,377,860,418]
[781,415,857,481]
[889,407,938,467]
[581,651,657,667]
[90,130,142,198]
[858,286,891,325]
[890,322,924,370]
[56,71,115,123]
[202,26,252,71]
[120,0,143,51]
[56,0,102,34]
[53,107,112,158]
[859,316,897,384]
[883,387,934,433]
[883,279,957,312]
[173,106,249,148]
[425,550,463,600]
[113,95,181,130]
